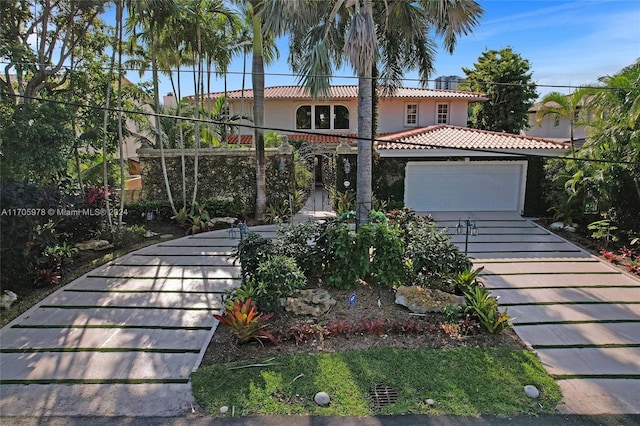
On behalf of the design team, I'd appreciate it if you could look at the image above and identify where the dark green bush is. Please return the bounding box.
[368,224,405,288]
[405,221,471,291]
[317,221,369,289]
[250,255,307,311]
[234,232,275,280]
[275,221,324,278]
[93,224,147,250]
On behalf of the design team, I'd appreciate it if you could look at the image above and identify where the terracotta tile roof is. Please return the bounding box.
[227,133,357,145]
[196,85,487,101]
[377,125,570,151]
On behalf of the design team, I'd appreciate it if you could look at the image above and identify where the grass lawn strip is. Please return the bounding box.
[191,347,561,417]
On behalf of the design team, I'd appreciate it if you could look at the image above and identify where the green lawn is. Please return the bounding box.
[191,347,561,417]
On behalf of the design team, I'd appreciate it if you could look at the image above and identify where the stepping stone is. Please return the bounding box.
[442,227,548,235]
[112,254,237,267]
[492,287,640,305]
[508,304,640,324]
[88,265,238,279]
[535,347,640,376]
[1,327,210,351]
[15,306,219,328]
[42,290,224,310]
[0,383,198,417]
[135,246,234,256]
[482,273,640,289]
[477,261,615,275]
[515,323,640,346]
[473,253,591,261]
[67,277,240,293]
[557,379,640,414]
[464,243,588,254]
[450,234,561,243]
[0,352,199,381]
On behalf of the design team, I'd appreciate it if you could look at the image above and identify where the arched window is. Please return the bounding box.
[296,105,350,130]
[296,105,311,129]
[334,105,349,129]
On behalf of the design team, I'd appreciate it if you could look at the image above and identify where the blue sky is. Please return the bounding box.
[128,0,640,101]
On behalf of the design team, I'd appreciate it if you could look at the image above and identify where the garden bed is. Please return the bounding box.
[201,284,525,365]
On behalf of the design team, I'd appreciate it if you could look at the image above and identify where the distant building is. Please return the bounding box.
[434,75,464,90]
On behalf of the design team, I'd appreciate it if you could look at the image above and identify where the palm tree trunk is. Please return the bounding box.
[152,36,177,216]
[102,8,118,230]
[173,64,187,207]
[116,0,126,224]
[252,11,266,222]
[191,19,202,207]
[356,74,373,226]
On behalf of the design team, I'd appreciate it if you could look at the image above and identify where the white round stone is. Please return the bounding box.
[524,385,540,399]
[219,405,229,414]
[314,391,330,406]
[425,398,435,406]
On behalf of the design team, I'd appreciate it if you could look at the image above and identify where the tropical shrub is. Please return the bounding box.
[463,285,512,334]
[368,223,405,288]
[233,232,275,280]
[213,298,277,345]
[275,220,324,278]
[405,221,471,291]
[318,221,369,289]
[250,255,307,311]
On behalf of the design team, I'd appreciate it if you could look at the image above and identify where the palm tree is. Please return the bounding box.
[264,0,483,225]
[536,90,590,155]
[125,0,180,216]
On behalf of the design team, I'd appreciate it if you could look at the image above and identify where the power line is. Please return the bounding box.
[6,93,639,167]
[1,60,636,91]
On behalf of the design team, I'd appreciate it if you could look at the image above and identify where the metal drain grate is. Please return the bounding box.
[369,384,399,409]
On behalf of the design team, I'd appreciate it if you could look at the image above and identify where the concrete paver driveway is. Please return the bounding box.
[433,212,640,415]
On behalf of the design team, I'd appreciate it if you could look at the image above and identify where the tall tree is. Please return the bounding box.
[264,0,483,225]
[1,0,105,104]
[460,47,537,134]
[126,0,180,215]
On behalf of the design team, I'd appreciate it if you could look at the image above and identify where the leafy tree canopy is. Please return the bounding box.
[460,47,537,133]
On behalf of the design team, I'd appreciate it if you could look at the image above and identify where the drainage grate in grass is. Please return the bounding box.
[369,384,399,409]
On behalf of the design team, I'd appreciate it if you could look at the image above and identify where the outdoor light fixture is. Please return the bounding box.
[279,157,286,173]
[343,158,351,174]
[456,217,479,255]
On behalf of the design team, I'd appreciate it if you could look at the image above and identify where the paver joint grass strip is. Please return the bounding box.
[38,304,221,311]
[516,319,640,326]
[11,324,213,330]
[532,343,640,349]
[552,374,640,380]
[0,348,202,354]
[62,289,228,295]
[0,378,190,385]
[501,301,640,306]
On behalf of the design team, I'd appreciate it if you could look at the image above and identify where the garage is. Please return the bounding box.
[404,160,528,212]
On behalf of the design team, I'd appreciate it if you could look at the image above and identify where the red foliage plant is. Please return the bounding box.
[213,298,278,345]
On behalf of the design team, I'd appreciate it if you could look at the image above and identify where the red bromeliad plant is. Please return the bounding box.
[213,298,278,345]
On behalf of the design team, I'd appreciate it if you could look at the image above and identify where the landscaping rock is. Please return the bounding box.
[160,234,174,240]
[281,289,337,317]
[207,217,237,228]
[144,230,160,238]
[75,240,113,251]
[219,406,229,415]
[395,286,464,314]
[524,385,540,399]
[425,398,435,406]
[550,221,577,232]
[314,392,330,406]
[0,290,18,310]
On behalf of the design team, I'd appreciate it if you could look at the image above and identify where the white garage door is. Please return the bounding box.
[404,161,527,212]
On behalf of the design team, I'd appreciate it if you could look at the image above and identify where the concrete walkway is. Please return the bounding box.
[0,189,334,417]
[432,212,640,415]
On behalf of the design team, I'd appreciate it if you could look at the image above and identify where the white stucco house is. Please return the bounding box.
[523,96,590,148]
[184,85,569,214]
